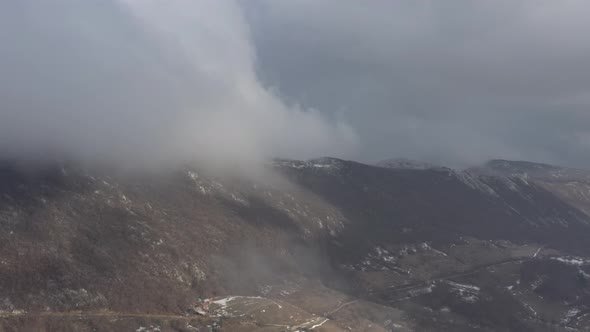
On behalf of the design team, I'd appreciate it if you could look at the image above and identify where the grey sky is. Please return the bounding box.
[243,0,590,167]
[1,1,590,169]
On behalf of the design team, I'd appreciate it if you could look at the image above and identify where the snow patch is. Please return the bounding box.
[408,284,434,297]
[446,281,480,303]
[420,242,448,256]
[136,326,161,332]
[533,247,543,258]
[310,318,329,329]
[562,308,581,324]
[552,257,588,266]
[524,303,538,317]
[455,172,499,197]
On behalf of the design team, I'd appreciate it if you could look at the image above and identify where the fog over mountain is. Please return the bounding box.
[3,1,590,169]
[0,0,357,168]
[4,2,590,331]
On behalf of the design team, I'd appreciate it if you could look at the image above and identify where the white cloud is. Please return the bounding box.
[0,0,358,168]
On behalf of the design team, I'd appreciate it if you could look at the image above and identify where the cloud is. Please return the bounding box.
[0,0,358,168]
[244,0,590,168]
[4,0,590,170]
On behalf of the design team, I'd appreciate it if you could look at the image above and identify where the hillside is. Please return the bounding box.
[1,158,590,331]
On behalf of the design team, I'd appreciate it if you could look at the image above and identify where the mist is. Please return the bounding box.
[0,0,357,169]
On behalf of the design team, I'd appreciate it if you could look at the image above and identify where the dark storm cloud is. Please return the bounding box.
[242,0,590,167]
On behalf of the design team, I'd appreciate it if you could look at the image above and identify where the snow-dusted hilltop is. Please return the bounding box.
[376,157,445,170]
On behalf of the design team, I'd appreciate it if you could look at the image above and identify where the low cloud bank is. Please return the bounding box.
[0,0,357,169]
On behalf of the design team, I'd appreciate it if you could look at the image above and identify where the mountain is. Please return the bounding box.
[376,158,444,170]
[469,159,590,216]
[1,158,590,331]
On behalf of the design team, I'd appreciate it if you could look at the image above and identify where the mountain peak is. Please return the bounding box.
[376,158,443,170]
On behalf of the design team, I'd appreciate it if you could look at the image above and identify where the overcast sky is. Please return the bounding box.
[1,1,590,168]
[242,0,590,168]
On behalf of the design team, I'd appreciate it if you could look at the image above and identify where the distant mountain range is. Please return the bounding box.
[376,157,445,170]
[1,158,590,331]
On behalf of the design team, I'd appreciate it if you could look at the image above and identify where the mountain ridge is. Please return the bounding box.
[1,157,590,331]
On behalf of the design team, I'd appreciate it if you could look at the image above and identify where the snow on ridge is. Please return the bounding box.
[551,256,589,266]
[376,158,439,170]
[271,158,343,172]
